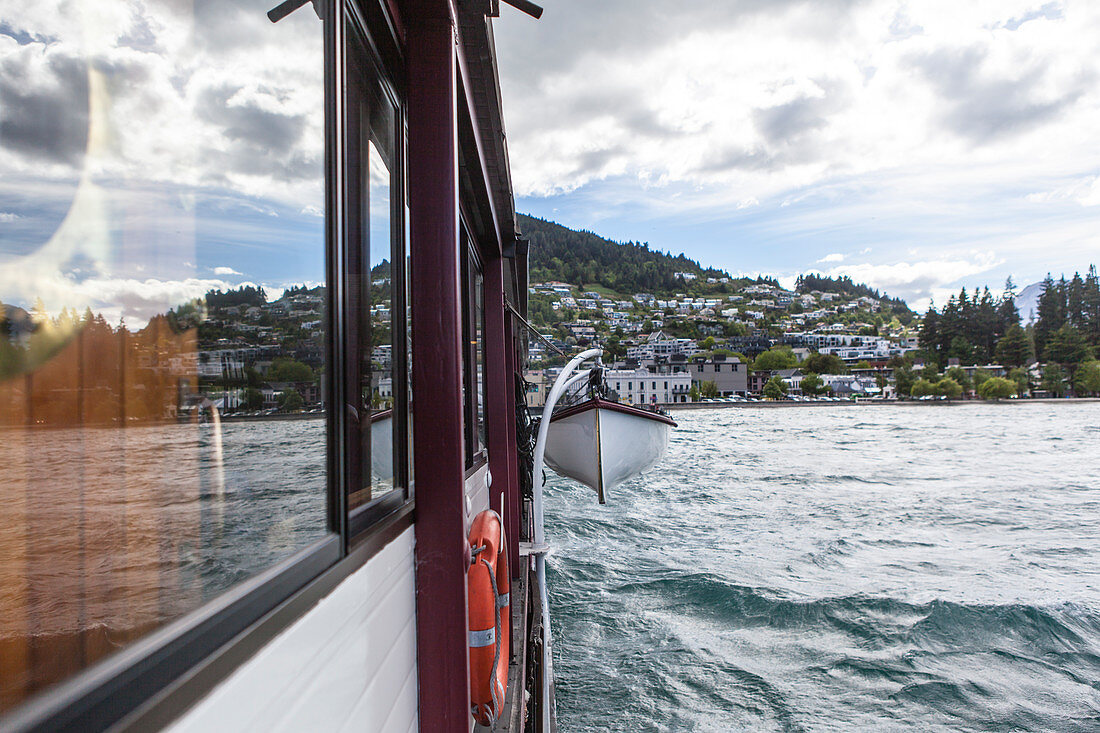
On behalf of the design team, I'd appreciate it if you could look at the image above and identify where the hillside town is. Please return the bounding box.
[9,257,1086,420]
[521,273,1100,407]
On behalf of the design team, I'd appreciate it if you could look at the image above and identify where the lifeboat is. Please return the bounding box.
[543,397,676,503]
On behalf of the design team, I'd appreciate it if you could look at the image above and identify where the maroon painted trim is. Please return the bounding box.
[482,254,516,651]
[503,311,521,578]
[455,36,502,255]
[386,0,405,42]
[406,3,471,731]
[550,396,678,427]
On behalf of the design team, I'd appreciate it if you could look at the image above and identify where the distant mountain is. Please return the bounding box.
[519,213,773,295]
[1014,281,1043,323]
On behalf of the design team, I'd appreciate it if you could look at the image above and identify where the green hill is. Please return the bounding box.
[519,213,774,296]
[519,213,914,319]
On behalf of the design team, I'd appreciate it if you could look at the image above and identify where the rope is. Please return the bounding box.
[481,555,503,718]
[505,300,565,356]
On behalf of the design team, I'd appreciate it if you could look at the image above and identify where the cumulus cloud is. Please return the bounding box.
[497,0,1100,280]
[0,0,325,205]
[817,251,1003,307]
[819,253,846,263]
[0,0,327,320]
[906,44,1087,143]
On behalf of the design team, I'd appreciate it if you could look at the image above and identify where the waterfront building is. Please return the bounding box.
[682,355,749,396]
[626,330,700,361]
[607,368,693,404]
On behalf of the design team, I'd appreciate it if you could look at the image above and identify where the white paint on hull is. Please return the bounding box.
[543,404,672,502]
[167,527,418,733]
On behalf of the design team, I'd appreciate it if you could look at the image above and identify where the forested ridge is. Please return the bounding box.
[917,269,1100,394]
[795,273,911,314]
[519,213,764,294]
[520,214,911,315]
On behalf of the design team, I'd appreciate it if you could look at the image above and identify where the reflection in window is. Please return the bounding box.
[462,238,486,466]
[367,142,395,497]
[0,0,326,712]
[344,21,408,530]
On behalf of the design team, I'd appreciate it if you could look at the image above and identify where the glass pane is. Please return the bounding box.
[0,0,327,712]
[345,26,401,520]
[461,243,486,464]
[367,141,394,497]
[475,266,486,452]
[405,204,413,487]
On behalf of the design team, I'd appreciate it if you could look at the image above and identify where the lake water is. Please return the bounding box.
[544,402,1100,732]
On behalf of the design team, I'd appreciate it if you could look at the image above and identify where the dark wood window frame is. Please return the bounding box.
[0,2,414,732]
[461,225,488,469]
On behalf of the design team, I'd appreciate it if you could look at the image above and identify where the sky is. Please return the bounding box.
[0,0,325,327]
[493,0,1100,310]
[4,0,1098,324]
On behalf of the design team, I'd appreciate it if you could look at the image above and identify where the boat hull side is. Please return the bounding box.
[597,407,671,495]
[544,404,672,500]
[543,409,601,493]
[165,527,419,733]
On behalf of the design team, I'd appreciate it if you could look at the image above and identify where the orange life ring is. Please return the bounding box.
[467,510,510,725]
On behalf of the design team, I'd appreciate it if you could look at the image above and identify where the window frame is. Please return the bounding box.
[341,8,412,541]
[0,2,415,731]
[460,225,488,469]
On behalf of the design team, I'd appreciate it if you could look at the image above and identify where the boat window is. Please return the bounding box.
[344,18,409,536]
[0,0,327,713]
[461,234,487,466]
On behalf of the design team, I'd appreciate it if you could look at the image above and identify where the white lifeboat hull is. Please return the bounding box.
[370,410,393,482]
[543,398,676,503]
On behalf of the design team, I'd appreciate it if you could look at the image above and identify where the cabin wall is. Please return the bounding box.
[465,463,491,527]
[166,527,418,733]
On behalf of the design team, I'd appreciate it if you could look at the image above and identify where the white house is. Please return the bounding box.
[606,368,692,404]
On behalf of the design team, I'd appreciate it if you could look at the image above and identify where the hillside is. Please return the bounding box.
[519,213,773,295]
[519,213,913,318]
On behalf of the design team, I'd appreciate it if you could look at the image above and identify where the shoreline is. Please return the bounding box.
[663,397,1100,410]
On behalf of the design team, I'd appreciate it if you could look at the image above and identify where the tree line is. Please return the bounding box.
[795,274,912,318]
[914,267,1100,396]
[521,213,760,294]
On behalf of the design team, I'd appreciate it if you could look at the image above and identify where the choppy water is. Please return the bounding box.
[544,402,1100,732]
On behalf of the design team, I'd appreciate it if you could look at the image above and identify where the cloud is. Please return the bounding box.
[0,265,234,328]
[213,266,242,276]
[907,45,1086,143]
[1026,175,1100,207]
[496,0,1100,287]
[817,251,1003,306]
[0,47,89,166]
[818,253,845,263]
[0,212,21,222]
[0,1,325,208]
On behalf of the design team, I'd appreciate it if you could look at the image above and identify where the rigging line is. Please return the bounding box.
[504,300,567,356]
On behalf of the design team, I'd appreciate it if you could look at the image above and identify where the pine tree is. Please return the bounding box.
[1045,323,1091,382]
[1084,265,1100,349]
[995,323,1032,368]
[1067,272,1086,328]
[1033,274,1063,360]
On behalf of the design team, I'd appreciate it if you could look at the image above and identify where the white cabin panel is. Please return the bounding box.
[465,463,490,527]
[167,527,418,733]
